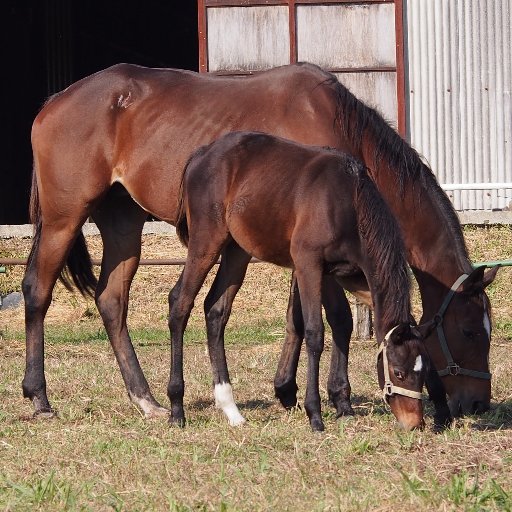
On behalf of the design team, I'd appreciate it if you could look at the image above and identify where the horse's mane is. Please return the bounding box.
[321,69,471,270]
[349,158,412,327]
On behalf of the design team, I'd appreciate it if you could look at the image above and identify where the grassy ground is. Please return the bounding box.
[0,226,511,511]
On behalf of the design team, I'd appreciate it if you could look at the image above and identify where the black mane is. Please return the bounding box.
[349,159,412,327]
[322,69,471,270]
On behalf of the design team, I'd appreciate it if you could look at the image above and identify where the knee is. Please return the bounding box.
[22,274,49,320]
[95,293,122,324]
[204,297,228,327]
[305,328,324,355]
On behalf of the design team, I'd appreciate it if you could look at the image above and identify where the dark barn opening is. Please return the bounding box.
[1,0,198,224]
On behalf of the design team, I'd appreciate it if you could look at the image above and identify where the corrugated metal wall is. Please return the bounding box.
[406,0,512,210]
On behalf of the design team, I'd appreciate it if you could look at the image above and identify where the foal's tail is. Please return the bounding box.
[175,143,213,248]
[175,157,191,248]
[28,169,97,298]
[175,189,189,248]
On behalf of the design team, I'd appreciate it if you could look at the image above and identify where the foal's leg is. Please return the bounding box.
[274,274,354,415]
[293,261,325,432]
[93,195,168,418]
[204,242,251,426]
[323,276,354,417]
[167,242,224,426]
[22,220,88,416]
[274,273,303,409]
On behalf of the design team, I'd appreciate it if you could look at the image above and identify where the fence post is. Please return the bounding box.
[353,300,373,340]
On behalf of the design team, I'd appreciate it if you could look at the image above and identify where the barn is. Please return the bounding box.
[2,0,511,224]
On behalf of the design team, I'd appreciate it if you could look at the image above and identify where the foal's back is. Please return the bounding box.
[179,132,366,268]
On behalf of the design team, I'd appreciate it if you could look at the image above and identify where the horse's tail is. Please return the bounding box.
[27,167,97,298]
[351,159,411,325]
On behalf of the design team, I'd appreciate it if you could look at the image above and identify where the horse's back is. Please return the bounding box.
[31,63,343,222]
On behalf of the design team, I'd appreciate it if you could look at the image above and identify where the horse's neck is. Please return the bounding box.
[361,150,471,295]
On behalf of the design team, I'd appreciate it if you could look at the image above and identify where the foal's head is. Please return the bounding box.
[377,324,428,430]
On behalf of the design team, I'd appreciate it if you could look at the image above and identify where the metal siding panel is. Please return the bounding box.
[207,6,289,71]
[336,72,398,128]
[406,0,512,211]
[296,4,396,68]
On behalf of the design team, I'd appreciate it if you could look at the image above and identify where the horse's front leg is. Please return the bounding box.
[322,276,354,417]
[204,242,251,426]
[294,262,325,432]
[274,272,303,409]
[93,199,168,419]
[425,358,452,431]
[167,245,221,426]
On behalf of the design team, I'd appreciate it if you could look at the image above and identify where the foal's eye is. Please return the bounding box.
[394,369,405,381]
[462,328,475,340]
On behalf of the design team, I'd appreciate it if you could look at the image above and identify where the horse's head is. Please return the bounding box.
[422,266,499,417]
[377,323,428,430]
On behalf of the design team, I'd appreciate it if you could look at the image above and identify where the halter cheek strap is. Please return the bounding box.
[430,274,492,380]
[378,326,424,402]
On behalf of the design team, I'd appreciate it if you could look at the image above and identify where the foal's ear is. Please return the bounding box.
[387,323,415,345]
[462,265,500,294]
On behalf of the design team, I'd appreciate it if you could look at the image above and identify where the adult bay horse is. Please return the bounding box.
[24,62,497,420]
[172,131,429,431]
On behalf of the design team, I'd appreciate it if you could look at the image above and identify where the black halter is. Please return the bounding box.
[427,273,491,381]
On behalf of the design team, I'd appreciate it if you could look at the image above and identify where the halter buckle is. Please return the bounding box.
[447,363,461,376]
[384,382,394,397]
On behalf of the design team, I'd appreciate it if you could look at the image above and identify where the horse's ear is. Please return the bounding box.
[462,265,500,294]
[482,265,500,288]
[416,321,435,340]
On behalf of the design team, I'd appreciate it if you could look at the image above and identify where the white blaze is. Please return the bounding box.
[413,355,423,373]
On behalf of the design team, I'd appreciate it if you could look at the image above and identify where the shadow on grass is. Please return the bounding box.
[470,400,512,430]
[188,398,273,412]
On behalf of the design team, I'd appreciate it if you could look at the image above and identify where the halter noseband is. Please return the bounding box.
[378,326,424,402]
[427,273,491,381]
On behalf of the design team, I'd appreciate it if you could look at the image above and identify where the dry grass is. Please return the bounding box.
[0,226,511,511]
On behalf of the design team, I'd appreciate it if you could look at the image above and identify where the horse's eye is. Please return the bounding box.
[394,369,405,381]
[462,328,474,339]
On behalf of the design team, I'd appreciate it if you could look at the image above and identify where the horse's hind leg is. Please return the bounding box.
[22,220,88,417]
[203,242,251,426]
[293,259,325,432]
[92,194,168,418]
[274,272,303,409]
[322,276,354,417]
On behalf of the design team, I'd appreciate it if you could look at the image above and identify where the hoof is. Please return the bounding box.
[433,415,453,433]
[144,407,170,420]
[275,382,299,410]
[228,415,246,427]
[33,408,57,419]
[335,404,355,418]
[169,415,186,428]
[310,418,325,432]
